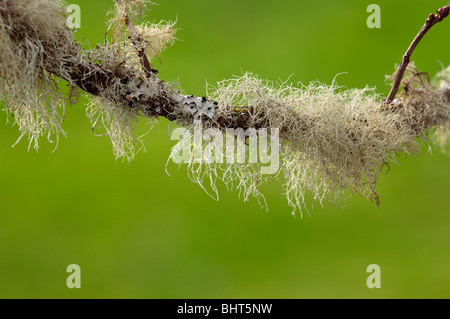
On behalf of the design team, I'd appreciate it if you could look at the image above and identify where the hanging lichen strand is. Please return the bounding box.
[0,0,449,215]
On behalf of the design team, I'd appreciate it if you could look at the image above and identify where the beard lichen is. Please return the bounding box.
[0,0,78,150]
[179,73,422,214]
[1,0,450,214]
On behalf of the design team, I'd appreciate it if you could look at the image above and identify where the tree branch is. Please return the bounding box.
[386,6,450,103]
[2,0,450,212]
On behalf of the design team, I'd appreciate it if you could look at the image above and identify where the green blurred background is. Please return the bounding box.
[1,0,450,298]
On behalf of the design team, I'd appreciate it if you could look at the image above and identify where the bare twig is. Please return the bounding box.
[386,6,450,103]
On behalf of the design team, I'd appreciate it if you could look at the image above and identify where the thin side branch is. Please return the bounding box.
[114,0,158,76]
[386,6,450,103]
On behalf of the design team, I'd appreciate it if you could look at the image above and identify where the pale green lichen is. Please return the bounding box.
[0,0,76,150]
[1,0,450,214]
[168,73,421,215]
